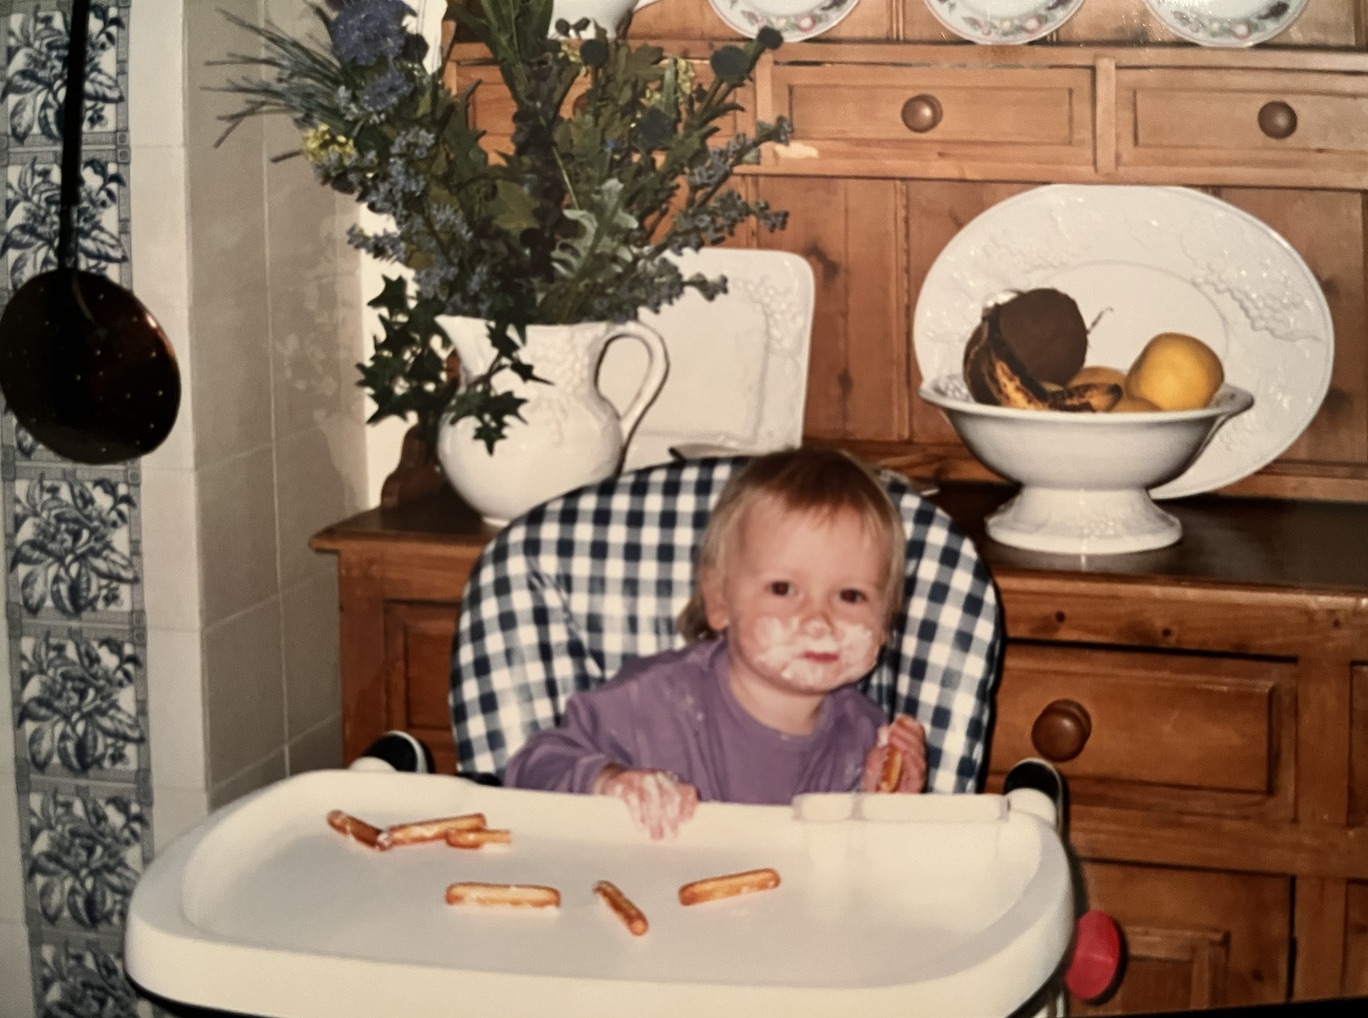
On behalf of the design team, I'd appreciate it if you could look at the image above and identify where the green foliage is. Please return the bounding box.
[214,0,790,449]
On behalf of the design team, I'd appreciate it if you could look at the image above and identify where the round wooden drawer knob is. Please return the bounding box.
[1031,699,1092,762]
[901,94,943,133]
[1258,101,1297,140]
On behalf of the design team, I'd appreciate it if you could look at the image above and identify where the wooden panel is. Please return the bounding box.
[988,644,1293,818]
[757,176,908,441]
[1352,664,1367,829]
[382,601,462,775]
[770,64,1094,172]
[1348,881,1368,996]
[1072,861,1291,1013]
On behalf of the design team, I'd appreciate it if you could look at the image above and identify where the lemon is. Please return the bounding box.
[1110,395,1161,413]
[1125,333,1224,411]
[1068,365,1127,388]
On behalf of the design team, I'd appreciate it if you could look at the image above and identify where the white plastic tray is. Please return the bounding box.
[126,772,1072,1018]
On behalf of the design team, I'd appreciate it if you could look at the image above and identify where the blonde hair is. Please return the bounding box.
[678,448,906,642]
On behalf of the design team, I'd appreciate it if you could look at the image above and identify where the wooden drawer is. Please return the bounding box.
[1072,861,1290,1013]
[768,64,1094,176]
[1117,68,1368,184]
[987,644,1294,820]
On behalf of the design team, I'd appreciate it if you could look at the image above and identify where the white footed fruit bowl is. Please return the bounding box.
[920,375,1255,555]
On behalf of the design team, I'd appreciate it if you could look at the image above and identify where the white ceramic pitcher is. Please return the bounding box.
[551,0,661,37]
[438,316,668,527]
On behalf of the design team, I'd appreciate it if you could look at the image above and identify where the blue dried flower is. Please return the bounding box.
[330,0,412,67]
[360,67,413,112]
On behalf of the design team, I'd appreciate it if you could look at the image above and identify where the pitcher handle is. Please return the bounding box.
[633,0,662,9]
[604,320,668,444]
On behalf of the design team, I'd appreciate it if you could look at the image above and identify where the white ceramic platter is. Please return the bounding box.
[912,184,1334,500]
[600,248,814,471]
[1143,0,1309,48]
[707,0,860,42]
[922,0,1086,45]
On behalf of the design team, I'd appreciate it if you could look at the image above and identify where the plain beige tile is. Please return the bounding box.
[128,0,184,147]
[0,922,34,1018]
[188,279,274,468]
[138,302,196,472]
[151,785,210,857]
[146,627,207,791]
[197,447,279,627]
[288,714,343,776]
[209,750,287,812]
[0,766,23,924]
[270,278,362,445]
[186,120,268,304]
[184,0,263,171]
[204,597,286,787]
[275,426,364,591]
[282,571,342,740]
[141,467,202,632]
[129,144,189,320]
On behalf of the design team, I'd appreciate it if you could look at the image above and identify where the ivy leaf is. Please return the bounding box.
[492,179,540,234]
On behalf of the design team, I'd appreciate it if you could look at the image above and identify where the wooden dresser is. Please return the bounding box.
[311,482,1368,1014]
[313,1,1368,1011]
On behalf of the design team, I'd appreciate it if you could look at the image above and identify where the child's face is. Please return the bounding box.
[703,497,890,702]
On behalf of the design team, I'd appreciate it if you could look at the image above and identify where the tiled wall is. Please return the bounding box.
[1,0,369,1013]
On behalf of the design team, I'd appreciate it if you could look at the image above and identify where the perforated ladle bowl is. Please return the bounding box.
[0,0,179,464]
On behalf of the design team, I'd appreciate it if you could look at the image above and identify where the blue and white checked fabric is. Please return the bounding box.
[450,457,1002,793]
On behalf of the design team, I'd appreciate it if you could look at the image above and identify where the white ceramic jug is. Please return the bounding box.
[438,316,668,526]
[551,0,661,37]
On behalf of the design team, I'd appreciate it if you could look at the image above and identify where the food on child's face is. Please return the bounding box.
[445,827,511,849]
[445,881,561,909]
[1124,332,1225,411]
[595,880,649,936]
[326,809,388,849]
[753,616,878,690]
[381,812,487,848]
[678,867,781,905]
[992,288,1088,385]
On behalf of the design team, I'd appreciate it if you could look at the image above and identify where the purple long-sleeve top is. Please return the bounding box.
[503,637,887,805]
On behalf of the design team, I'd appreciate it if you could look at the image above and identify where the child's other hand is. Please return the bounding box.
[860,714,927,793]
[594,765,699,841]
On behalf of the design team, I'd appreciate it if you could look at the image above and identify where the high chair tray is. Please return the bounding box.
[126,771,1072,1018]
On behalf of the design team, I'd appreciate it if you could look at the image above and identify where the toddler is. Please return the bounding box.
[503,448,927,839]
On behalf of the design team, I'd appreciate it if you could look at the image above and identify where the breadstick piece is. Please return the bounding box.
[876,747,904,793]
[594,880,648,936]
[445,881,560,909]
[382,812,487,848]
[326,809,386,850]
[445,827,511,849]
[678,867,780,906]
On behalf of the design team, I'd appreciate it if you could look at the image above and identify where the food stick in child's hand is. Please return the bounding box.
[445,827,511,849]
[445,881,560,909]
[326,809,387,849]
[678,868,780,906]
[381,812,487,848]
[594,880,648,936]
[876,745,903,793]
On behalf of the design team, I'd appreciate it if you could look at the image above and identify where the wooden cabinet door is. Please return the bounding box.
[382,601,461,775]
[1073,861,1291,1014]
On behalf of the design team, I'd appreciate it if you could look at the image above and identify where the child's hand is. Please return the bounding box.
[594,765,699,841]
[860,714,927,793]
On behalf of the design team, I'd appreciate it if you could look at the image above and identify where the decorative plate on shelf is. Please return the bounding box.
[707,0,860,42]
[599,248,815,472]
[922,0,1086,45]
[1142,0,1308,48]
[912,184,1334,500]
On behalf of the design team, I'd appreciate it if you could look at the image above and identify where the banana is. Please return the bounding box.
[1047,381,1123,413]
[962,320,1000,405]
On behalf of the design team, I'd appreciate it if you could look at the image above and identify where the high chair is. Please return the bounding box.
[450,455,1003,790]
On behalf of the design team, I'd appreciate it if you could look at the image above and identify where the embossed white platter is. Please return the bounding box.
[1143,0,1308,48]
[707,0,860,42]
[922,0,1086,45]
[912,184,1334,500]
[600,248,814,471]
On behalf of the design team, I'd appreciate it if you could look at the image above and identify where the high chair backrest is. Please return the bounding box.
[450,457,1003,792]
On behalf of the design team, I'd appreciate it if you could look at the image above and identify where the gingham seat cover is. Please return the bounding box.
[450,457,1003,793]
